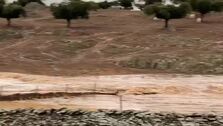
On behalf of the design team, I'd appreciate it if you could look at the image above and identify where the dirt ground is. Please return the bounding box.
[0,9,222,76]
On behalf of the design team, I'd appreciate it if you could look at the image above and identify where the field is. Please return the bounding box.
[0,9,222,76]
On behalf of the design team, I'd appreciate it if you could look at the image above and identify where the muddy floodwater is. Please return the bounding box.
[0,72,223,114]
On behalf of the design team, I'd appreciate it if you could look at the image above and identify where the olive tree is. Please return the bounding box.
[144,2,191,28]
[98,1,111,9]
[191,0,223,22]
[195,0,212,22]
[119,0,133,9]
[0,4,24,26]
[51,1,89,28]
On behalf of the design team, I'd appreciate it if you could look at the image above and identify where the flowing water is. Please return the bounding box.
[6,0,112,6]
[0,72,223,114]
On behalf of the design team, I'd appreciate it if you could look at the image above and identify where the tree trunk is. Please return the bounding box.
[67,19,71,28]
[7,18,11,27]
[165,19,169,28]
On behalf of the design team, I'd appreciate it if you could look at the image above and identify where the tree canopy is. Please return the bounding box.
[0,0,5,5]
[196,0,212,15]
[0,4,24,26]
[0,0,4,14]
[190,0,223,22]
[98,1,111,9]
[212,0,223,12]
[119,0,133,9]
[144,2,191,28]
[51,1,89,28]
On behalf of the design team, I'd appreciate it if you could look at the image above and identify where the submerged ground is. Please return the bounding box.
[0,9,222,76]
[0,72,223,114]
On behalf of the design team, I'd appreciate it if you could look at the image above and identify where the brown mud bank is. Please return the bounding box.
[0,72,223,114]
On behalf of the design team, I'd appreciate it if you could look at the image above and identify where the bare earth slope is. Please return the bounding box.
[0,9,223,115]
[0,9,222,76]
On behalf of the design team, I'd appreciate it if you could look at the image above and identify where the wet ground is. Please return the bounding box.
[0,72,223,114]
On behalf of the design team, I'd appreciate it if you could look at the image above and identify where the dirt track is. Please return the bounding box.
[0,72,223,114]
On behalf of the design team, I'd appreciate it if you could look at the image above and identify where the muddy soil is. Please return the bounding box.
[0,72,223,114]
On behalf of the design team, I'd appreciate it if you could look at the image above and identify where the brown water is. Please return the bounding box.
[0,72,223,114]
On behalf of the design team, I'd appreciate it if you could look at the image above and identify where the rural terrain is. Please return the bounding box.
[0,9,222,76]
[0,4,223,125]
